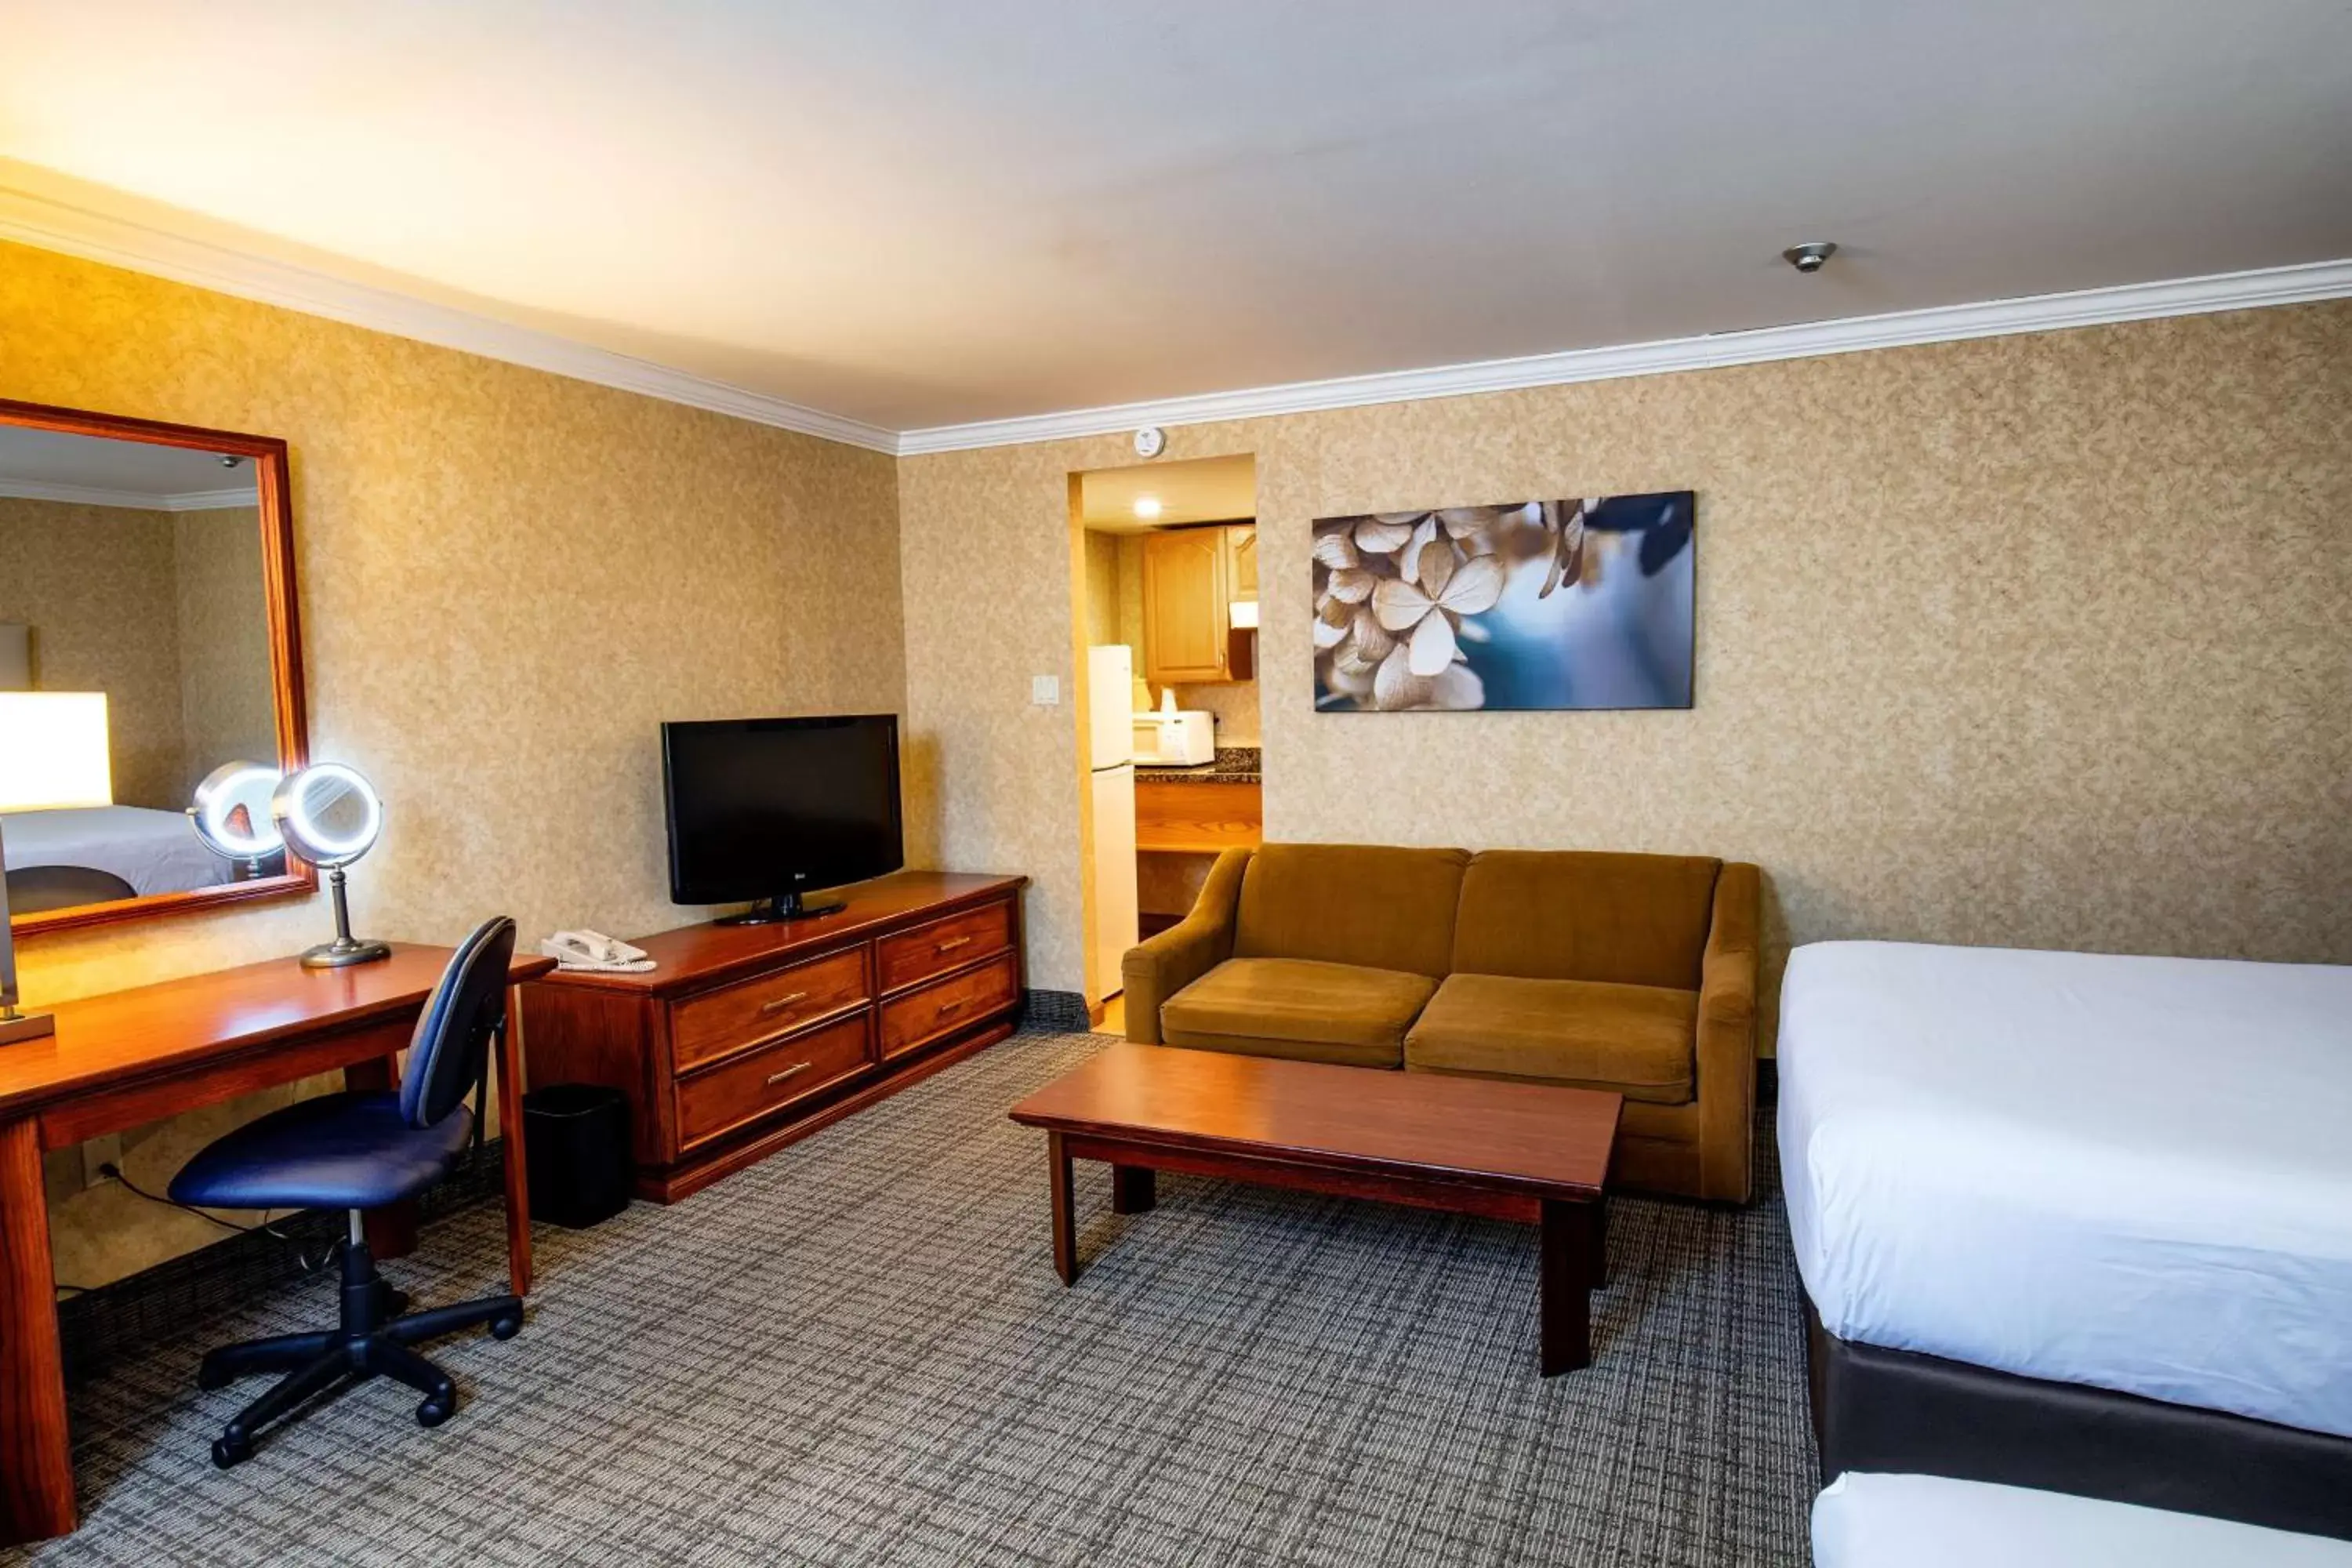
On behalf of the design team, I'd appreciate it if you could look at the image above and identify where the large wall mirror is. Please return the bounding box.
[0,397,310,936]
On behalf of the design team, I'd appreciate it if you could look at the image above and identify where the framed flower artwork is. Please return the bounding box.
[1311,492,1694,712]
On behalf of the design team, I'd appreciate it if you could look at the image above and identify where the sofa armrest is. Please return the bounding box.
[1120,848,1253,1044]
[1693,861,1762,1203]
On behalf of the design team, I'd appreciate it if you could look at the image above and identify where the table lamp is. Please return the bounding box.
[0,692,114,1045]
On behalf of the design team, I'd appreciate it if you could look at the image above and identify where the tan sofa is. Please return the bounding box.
[1121,842,1761,1203]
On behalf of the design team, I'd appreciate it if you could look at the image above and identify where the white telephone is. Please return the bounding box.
[540,930,655,973]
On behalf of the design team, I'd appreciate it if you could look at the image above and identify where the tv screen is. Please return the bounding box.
[661,713,903,922]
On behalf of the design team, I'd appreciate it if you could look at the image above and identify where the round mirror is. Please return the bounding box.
[187,761,285,866]
[271,763,383,869]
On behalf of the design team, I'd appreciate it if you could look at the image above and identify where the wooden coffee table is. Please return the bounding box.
[1007,1043,1622,1375]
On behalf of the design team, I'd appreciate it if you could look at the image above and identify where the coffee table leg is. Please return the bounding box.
[1539,1200,1592,1375]
[1048,1131,1079,1286]
[1110,1163,1156,1215]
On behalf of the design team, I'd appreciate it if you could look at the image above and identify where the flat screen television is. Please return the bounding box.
[661,713,903,923]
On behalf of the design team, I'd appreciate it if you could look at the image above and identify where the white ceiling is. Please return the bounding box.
[0,425,259,508]
[1080,456,1256,532]
[3,2,2347,436]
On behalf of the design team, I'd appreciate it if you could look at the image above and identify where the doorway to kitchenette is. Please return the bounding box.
[1067,452,1262,1028]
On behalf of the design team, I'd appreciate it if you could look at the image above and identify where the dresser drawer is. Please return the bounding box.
[877,899,1014,993]
[676,1012,871,1149]
[878,951,1018,1061]
[671,946,869,1071]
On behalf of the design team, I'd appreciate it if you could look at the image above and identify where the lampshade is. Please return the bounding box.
[0,692,114,811]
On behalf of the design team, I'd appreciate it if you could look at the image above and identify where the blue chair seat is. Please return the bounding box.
[170,1091,475,1211]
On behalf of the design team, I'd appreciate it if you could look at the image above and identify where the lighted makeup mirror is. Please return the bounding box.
[271,763,388,968]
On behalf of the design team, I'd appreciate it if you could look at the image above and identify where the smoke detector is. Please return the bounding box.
[1782,241,1838,274]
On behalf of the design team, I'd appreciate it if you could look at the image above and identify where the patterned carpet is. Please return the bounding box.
[11,1029,1816,1566]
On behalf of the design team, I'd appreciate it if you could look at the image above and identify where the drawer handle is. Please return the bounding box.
[935,998,967,1018]
[935,936,975,955]
[759,992,811,1015]
[764,1062,815,1087]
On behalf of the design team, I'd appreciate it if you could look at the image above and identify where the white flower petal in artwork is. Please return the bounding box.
[1418,537,1457,598]
[1326,567,1377,604]
[1321,655,1374,699]
[1426,662,1486,711]
[1354,516,1415,553]
[1435,554,1505,616]
[1352,605,1396,660]
[1437,506,1501,537]
[1454,617,1490,644]
[1372,642,1430,710]
[1398,516,1439,583]
[1331,637,1381,677]
[1371,575,1433,632]
[1407,608,1457,676]
[1370,511,1430,526]
[1312,529,1360,571]
[1312,614,1348,649]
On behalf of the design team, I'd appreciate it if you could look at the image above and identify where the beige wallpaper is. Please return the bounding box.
[0,497,188,807]
[902,299,2352,1031]
[5,238,905,1283]
[171,505,278,797]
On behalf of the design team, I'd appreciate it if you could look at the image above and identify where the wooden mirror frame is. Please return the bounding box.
[2,396,313,938]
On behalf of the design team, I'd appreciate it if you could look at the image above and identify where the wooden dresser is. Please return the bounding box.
[523,871,1027,1202]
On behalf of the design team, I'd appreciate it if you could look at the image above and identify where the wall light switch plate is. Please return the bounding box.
[1030,675,1061,706]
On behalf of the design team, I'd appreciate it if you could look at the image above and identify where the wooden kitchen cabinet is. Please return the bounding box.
[1228,523,1258,599]
[1142,523,1256,686]
[1142,526,1232,684]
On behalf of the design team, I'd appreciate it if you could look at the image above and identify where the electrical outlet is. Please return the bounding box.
[1030,674,1060,706]
[80,1133,122,1191]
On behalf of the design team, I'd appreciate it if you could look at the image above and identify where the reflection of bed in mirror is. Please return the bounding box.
[1,805,270,911]
[1,397,311,936]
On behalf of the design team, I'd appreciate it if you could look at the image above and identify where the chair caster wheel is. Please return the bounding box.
[490,1312,522,1341]
[212,1433,252,1468]
[416,1398,452,1428]
[197,1359,234,1392]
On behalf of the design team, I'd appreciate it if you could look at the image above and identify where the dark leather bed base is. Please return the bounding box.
[1806,1296,2352,1541]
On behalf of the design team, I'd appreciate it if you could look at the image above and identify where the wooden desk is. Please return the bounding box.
[0,943,557,1546]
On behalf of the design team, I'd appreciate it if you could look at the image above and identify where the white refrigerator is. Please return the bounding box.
[1086,644,1141,1005]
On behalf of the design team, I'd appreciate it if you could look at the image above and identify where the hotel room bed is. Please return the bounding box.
[1778,940,2352,1538]
[1812,1473,2352,1567]
[2,805,234,898]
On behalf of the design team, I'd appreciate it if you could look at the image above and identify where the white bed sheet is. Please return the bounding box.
[1779,940,2352,1439]
[1812,1473,2352,1567]
[2,805,233,897]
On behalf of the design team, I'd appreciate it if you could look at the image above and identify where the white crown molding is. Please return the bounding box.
[5,173,2345,462]
[896,257,2352,455]
[0,184,899,455]
[0,477,261,511]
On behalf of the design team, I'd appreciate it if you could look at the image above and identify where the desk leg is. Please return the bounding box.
[1,1116,75,1544]
[343,1056,419,1261]
[499,985,533,1298]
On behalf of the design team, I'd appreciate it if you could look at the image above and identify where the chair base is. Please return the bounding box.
[196,1221,521,1468]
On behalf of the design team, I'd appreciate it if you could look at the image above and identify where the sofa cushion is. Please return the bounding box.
[1161,957,1438,1069]
[1232,843,1471,978]
[1404,972,1697,1103]
[1451,850,1721,990]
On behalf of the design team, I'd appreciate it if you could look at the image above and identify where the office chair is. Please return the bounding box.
[169,916,526,1468]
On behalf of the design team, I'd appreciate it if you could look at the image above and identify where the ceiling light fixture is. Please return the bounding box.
[1133,496,1163,520]
[1783,241,1838,274]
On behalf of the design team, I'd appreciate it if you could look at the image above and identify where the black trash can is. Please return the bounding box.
[522,1083,631,1229]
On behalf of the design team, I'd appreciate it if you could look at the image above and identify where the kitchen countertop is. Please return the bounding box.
[1135,746,1261,785]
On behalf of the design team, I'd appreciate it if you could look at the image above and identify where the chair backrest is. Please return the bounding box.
[400,916,517,1130]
